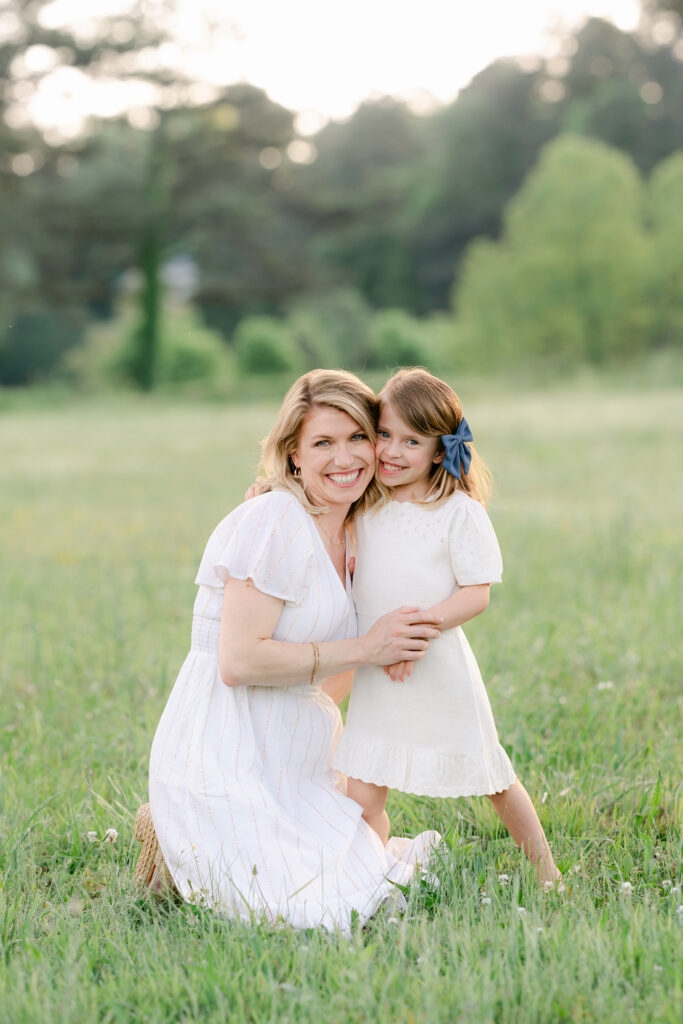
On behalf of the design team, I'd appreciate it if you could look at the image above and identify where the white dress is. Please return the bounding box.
[333,492,516,798]
[149,490,439,933]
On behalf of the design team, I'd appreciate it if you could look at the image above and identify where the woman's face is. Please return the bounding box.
[292,405,375,511]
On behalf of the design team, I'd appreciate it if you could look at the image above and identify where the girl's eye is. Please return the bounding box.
[378,430,390,439]
[407,439,419,446]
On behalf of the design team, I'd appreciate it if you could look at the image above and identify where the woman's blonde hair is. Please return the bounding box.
[378,368,492,508]
[259,369,382,520]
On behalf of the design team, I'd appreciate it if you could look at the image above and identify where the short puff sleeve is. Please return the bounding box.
[448,495,503,586]
[194,491,315,606]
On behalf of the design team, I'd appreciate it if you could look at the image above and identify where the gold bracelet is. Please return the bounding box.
[310,641,320,687]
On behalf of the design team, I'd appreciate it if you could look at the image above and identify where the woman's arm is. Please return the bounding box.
[219,578,442,688]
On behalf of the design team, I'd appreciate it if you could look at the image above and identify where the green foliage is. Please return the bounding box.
[233,315,303,375]
[454,135,660,368]
[367,309,426,369]
[64,302,234,391]
[285,287,373,370]
[647,152,683,348]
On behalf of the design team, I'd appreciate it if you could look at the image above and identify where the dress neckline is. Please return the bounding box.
[307,515,351,603]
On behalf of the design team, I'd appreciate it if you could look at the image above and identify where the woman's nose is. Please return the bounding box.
[334,444,353,467]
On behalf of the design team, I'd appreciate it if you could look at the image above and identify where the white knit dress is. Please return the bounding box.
[149,490,439,932]
[333,492,516,798]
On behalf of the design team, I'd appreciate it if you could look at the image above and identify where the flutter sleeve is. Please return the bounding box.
[194,491,315,606]
[448,495,503,586]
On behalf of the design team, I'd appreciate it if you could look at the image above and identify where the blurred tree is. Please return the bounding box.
[233,315,303,375]
[555,18,683,173]
[647,151,683,347]
[169,86,311,338]
[288,100,427,309]
[404,61,560,314]
[0,0,170,384]
[454,135,652,367]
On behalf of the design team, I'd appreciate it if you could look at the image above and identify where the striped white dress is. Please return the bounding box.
[149,490,438,932]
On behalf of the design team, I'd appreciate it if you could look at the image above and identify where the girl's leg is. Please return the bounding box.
[347,777,390,845]
[487,779,562,886]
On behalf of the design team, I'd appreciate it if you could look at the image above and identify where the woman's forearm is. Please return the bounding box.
[218,578,440,688]
[220,635,365,688]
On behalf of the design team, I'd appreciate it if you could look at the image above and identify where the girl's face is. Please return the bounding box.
[292,405,375,512]
[376,400,443,501]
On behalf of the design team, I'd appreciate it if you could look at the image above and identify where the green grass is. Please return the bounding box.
[1,383,681,1023]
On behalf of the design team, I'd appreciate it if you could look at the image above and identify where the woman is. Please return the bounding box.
[139,370,441,932]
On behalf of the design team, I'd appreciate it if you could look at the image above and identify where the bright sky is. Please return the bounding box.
[5,0,646,139]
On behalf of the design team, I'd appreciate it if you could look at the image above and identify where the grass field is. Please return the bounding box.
[1,381,681,1023]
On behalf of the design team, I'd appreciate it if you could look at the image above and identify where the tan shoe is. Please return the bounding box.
[134,803,177,895]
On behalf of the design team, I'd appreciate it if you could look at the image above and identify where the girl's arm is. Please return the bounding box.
[385,584,491,681]
[219,578,442,688]
[424,583,490,631]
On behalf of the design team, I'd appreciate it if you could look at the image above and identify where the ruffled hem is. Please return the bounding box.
[334,738,516,798]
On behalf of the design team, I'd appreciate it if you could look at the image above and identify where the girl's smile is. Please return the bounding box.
[375,401,443,501]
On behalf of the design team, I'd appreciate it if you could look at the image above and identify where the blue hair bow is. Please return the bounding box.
[441,418,473,479]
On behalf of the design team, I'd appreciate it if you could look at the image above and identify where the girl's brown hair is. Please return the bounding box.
[378,368,492,508]
[259,369,382,520]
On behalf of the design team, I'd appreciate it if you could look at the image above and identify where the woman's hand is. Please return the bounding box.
[359,607,442,667]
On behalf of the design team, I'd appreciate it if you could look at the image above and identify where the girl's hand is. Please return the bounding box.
[244,477,271,501]
[359,607,442,667]
[384,660,413,682]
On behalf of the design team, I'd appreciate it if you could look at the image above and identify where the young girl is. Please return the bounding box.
[332,368,562,887]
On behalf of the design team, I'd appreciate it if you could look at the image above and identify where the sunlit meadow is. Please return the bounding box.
[1,379,681,1023]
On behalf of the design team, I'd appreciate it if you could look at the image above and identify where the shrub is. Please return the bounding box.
[367,309,425,369]
[233,316,303,375]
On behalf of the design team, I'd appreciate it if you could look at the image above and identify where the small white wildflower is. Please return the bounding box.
[621,881,633,895]
[558,786,572,797]
[653,964,663,973]
[416,957,423,965]
[661,880,672,889]
[537,926,544,934]
[671,885,680,897]
[86,831,98,844]
[517,906,526,914]
[558,696,568,705]
[541,791,548,805]
[480,897,492,906]
[386,916,399,925]
[572,864,582,874]
[498,873,509,884]
[103,828,118,844]
[676,904,683,917]
[596,680,614,691]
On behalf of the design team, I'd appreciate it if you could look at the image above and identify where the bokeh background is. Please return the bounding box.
[1,0,682,392]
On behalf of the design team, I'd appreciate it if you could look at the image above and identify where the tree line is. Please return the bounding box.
[1,2,682,386]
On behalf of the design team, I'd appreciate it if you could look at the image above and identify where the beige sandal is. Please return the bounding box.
[134,803,177,895]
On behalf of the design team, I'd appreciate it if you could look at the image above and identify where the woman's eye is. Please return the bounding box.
[315,440,330,447]
[352,433,368,441]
